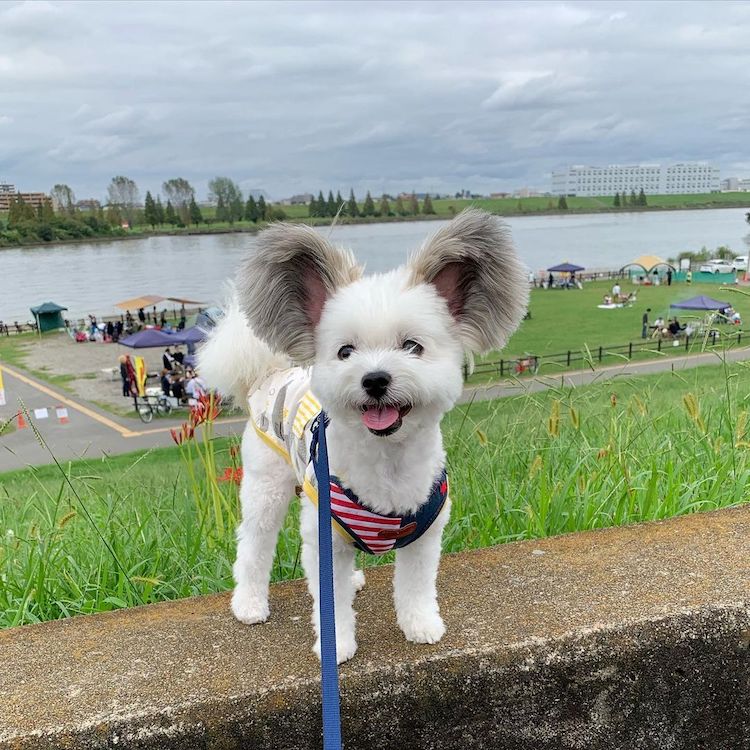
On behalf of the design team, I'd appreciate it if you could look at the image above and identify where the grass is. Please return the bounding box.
[2,357,750,628]
[461,278,750,383]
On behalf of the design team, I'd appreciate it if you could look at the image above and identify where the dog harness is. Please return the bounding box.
[249,368,448,555]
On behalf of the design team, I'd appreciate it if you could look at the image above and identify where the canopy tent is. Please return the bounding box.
[119,329,184,348]
[113,295,206,311]
[670,295,731,311]
[30,302,67,333]
[179,326,208,344]
[620,255,676,273]
[547,262,585,273]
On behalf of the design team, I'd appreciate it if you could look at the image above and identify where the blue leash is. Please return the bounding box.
[310,412,343,750]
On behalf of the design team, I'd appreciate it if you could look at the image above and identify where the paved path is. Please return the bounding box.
[0,364,245,473]
[2,347,750,472]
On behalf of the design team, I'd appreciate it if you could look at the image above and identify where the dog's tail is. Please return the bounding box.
[197,290,288,411]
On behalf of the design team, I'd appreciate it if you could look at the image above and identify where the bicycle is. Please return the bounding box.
[134,394,173,423]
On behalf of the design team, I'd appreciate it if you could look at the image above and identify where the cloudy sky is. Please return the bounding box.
[1,0,748,202]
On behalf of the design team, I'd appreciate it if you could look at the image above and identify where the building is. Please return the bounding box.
[0,191,49,211]
[0,183,16,195]
[552,163,720,196]
[75,199,102,212]
[280,193,313,206]
[721,177,750,192]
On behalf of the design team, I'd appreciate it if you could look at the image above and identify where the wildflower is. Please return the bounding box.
[547,399,560,437]
[218,467,244,485]
[191,392,222,426]
[229,444,241,459]
[170,422,195,446]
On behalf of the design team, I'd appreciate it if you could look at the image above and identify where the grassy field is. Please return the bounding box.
[2,358,750,628]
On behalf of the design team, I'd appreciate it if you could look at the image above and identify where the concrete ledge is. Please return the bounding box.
[2,507,750,749]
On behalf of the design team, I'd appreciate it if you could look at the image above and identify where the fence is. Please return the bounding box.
[465,329,746,382]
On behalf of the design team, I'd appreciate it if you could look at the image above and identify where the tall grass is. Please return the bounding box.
[2,360,750,628]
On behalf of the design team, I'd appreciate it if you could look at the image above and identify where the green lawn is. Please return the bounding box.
[2,358,750,628]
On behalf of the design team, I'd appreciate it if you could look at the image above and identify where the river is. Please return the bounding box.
[2,208,749,321]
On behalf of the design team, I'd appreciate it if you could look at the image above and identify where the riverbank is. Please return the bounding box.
[2,192,749,251]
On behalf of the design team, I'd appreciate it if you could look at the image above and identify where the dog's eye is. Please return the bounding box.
[337,345,355,360]
[402,339,423,356]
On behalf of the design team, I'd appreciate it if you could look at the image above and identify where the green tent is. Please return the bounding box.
[30,302,68,333]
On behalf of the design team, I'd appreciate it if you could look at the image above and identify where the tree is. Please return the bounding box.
[308,194,319,218]
[422,194,435,214]
[107,176,139,226]
[362,191,375,216]
[379,195,391,216]
[621,191,629,207]
[409,193,419,215]
[215,195,227,222]
[394,195,407,216]
[326,190,336,217]
[50,184,76,215]
[335,191,345,214]
[257,195,267,221]
[316,191,326,217]
[162,178,195,224]
[347,189,359,218]
[189,197,203,225]
[630,189,637,206]
[8,195,35,227]
[165,200,178,226]
[613,192,621,207]
[144,191,157,228]
[154,197,165,226]
[638,188,647,206]
[208,177,243,224]
[558,195,568,209]
[245,195,259,222]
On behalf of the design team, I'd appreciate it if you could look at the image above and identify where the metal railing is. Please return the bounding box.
[465,329,745,382]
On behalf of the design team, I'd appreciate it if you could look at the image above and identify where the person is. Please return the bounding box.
[163,347,175,371]
[173,346,185,365]
[184,372,208,402]
[686,270,692,285]
[170,372,185,401]
[119,355,131,397]
[160,368,171,396]
[654,316,665,330]
[612,282,621,300]
[642,308,651,339]
[547,272,554,289]
[666,268,673,286]
[603,294,612,305]
[152,306,158,325]
[114,319,123,342]
[528,270,535,287]
[668,317,683,337]
[106,320,114,341]
[160,309,167,328]
[178,313,186,331]
[652,269,660,286]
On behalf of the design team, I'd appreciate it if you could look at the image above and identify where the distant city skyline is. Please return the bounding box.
[1,1,749,201]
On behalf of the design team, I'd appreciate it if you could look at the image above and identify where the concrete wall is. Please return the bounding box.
[2,506,749,749]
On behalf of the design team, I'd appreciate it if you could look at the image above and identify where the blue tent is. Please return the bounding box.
[119,329,183,348]
[670,295,731,311]
[179,326,208,344]
[547,262,585,272]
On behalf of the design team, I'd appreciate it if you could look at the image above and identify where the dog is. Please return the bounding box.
[198,208,528,663]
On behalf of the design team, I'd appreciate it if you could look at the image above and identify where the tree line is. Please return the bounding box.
[308,189,435,218]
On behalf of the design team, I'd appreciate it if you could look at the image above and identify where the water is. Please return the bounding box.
[1,208,748,321]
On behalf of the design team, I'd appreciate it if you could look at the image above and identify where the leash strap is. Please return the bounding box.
[311,412,343,750]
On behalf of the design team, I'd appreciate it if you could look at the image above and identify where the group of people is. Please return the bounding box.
[602,282,637,306]
[543,271,582,290]
[160,346,207,403]
[78,304,188,344]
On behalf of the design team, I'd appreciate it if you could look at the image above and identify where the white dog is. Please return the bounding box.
[198,209,528,663]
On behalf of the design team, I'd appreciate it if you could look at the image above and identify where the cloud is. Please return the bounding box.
[0,0,748,199]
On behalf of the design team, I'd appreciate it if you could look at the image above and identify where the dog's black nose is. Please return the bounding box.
[362,371,391,399]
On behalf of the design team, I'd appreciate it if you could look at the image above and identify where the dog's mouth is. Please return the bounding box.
[359,403,412,436]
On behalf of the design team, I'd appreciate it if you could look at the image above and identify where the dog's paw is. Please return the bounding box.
[398,611,446,644]
[231,588,269,625]
[313,636,358,664]
[352,569,365,592]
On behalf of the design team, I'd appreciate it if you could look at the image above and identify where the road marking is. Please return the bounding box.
[1,365,248,439]
[1,364,138,437]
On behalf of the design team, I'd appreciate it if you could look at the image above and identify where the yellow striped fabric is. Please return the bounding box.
[292,391,321,439]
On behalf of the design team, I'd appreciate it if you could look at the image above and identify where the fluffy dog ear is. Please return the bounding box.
[407,208,529,352]
[237,223,362,361]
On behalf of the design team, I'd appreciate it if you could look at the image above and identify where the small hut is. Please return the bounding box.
[30,302,68,333]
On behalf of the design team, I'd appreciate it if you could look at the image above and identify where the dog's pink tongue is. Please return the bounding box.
[361,405,400,430]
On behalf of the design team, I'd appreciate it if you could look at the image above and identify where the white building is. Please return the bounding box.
[721,177,750,192]
[552,163,720,196]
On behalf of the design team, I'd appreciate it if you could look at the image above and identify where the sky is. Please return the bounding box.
[1,0,749,203]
